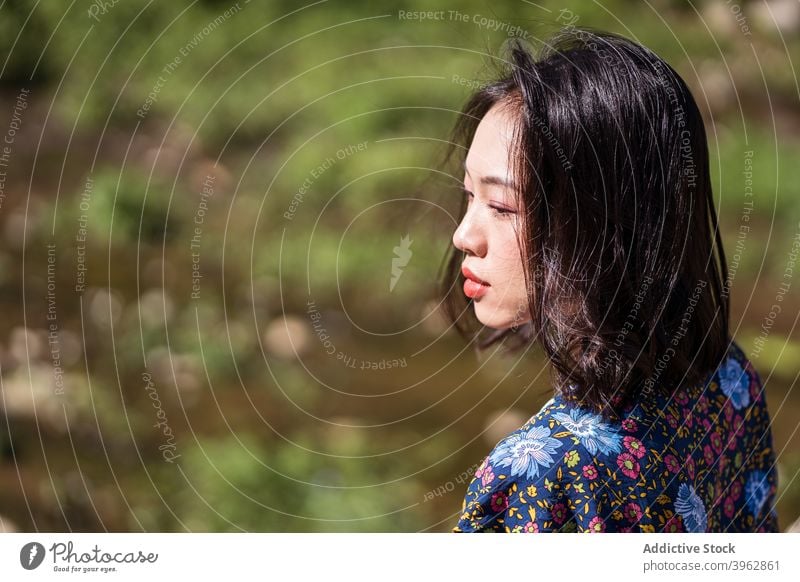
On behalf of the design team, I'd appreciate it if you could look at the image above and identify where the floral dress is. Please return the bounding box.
[453,341,779,533]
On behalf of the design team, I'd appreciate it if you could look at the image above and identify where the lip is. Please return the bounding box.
[461,265,490,286]
[462,265,490,299]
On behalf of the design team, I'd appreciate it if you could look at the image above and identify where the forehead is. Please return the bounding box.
[464,102,518,178]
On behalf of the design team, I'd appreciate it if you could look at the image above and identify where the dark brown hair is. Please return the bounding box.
[438,28,730,421]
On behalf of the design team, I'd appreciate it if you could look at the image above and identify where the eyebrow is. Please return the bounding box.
[463,161,518,191]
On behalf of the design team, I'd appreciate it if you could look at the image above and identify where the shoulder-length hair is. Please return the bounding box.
[438,28,730,420]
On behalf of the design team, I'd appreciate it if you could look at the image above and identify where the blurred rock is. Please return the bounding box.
[139,287,175,329]
[8,326,46,363]
[144,347,201,404]
[263,315,311,358]
[3,211,25,249]
[752,0,800,34]
[87,287,124,329]
[141,145,183,178]
[3,199,46,250]
[173,353,202,395]
[55,329,83,367]
[697,60,736,113]
[191,158,232,195]
[0,364,66,429]
[703,0,741,37]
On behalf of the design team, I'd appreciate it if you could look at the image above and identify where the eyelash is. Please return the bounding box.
[463,189,515,216]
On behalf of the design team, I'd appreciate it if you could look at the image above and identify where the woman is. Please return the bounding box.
[439,28,779,533]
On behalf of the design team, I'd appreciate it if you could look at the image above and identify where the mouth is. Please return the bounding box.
[461,265,489,285]
[461,265,490,299]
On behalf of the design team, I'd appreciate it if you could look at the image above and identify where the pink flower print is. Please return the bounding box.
[664,515,684,533]
[702,418,712,431]
[481,466,495,486]
[551,502,568,525]
[582,464,599,480]
[664,454,681,474]
[624,502,643,523]
[749,373,760,402]
[617,452,640,479]
[624,436,646,459]
[686,456,695,480]
[723,496,735,519]
[710,431,723,455]
[734,415,745,438]
[523,521,539,533]
[667,414,678,429]
[724,401,734,423]
[682,408,693,428]
[697,395,709,413]
[676,390,689,405]
[475,456,488,479]
[588,515,605,533]
[622,418,638,432]
[703,444,715,466]
[730,480,742,501]
[490,491,508,513]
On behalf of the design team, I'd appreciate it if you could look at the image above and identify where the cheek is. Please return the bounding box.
[492,227,525,268]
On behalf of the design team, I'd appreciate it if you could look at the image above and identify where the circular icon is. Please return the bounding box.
[19,542,45,570]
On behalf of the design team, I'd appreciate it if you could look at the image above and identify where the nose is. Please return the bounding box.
[452,205,487,257]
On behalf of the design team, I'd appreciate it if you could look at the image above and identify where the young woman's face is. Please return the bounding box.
[452,102,531,329]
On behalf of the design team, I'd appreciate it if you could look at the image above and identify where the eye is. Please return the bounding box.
[490,205,515,217]
[462,188,516,217]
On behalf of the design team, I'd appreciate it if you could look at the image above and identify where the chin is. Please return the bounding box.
[474,306,516,330]
[475,295,531,326]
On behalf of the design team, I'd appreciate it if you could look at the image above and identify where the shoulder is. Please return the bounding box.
[453,396,622,532]
[716,340,763,410]
[487,396,622,481]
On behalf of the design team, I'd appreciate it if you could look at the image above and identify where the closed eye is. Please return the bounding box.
[462,188,516,217]
[490,205,514,216]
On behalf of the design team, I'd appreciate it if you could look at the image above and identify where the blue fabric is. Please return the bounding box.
[453,341,779,533]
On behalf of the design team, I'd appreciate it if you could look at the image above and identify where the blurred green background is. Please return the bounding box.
[0,0,798,532]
